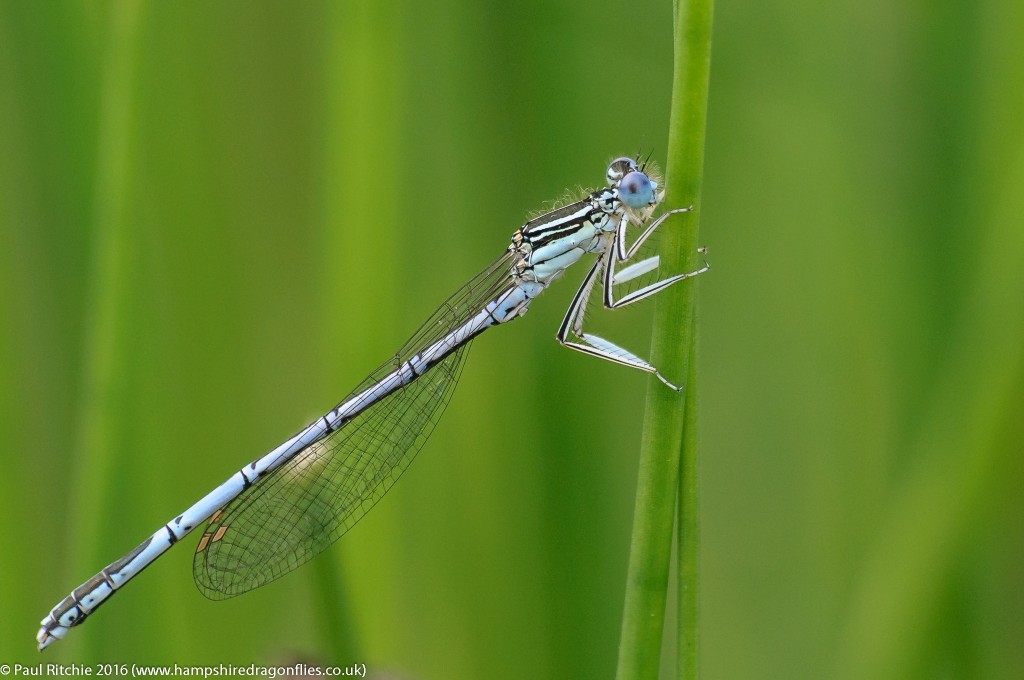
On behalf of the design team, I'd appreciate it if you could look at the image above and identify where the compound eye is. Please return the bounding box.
[618,171,656,209]
[606,157,639,185]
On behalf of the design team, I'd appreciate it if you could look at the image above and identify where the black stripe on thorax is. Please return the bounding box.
[522,198,597,239]
[527,218,595,249]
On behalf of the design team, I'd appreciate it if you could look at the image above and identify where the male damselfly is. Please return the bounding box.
[37,155,708,650]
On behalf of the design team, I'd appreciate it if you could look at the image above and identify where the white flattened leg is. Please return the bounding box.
[555,257,684,391]
[612,255,660,285]
[603,246,709,310]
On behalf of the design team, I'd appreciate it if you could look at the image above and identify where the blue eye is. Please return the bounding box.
[618,171,656,209]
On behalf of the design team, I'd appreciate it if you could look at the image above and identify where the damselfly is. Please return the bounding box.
[37,156,708,650]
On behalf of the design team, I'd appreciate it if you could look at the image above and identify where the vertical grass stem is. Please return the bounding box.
[615,0,713,678]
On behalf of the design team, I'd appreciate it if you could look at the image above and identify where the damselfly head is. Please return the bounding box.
[616,170,658,210]
[607,157,659,210]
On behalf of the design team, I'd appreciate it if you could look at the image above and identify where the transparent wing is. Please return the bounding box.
[193,251,514,599]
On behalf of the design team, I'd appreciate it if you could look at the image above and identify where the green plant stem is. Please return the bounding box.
[678,333,701,679]
[614,0,713,677]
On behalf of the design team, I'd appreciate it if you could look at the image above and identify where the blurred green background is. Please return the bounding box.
[2,0,1023,678]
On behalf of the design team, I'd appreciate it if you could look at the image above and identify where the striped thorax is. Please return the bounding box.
[509,156,661,313]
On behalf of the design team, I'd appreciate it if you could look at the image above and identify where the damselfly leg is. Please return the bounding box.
[557,205,709,391]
